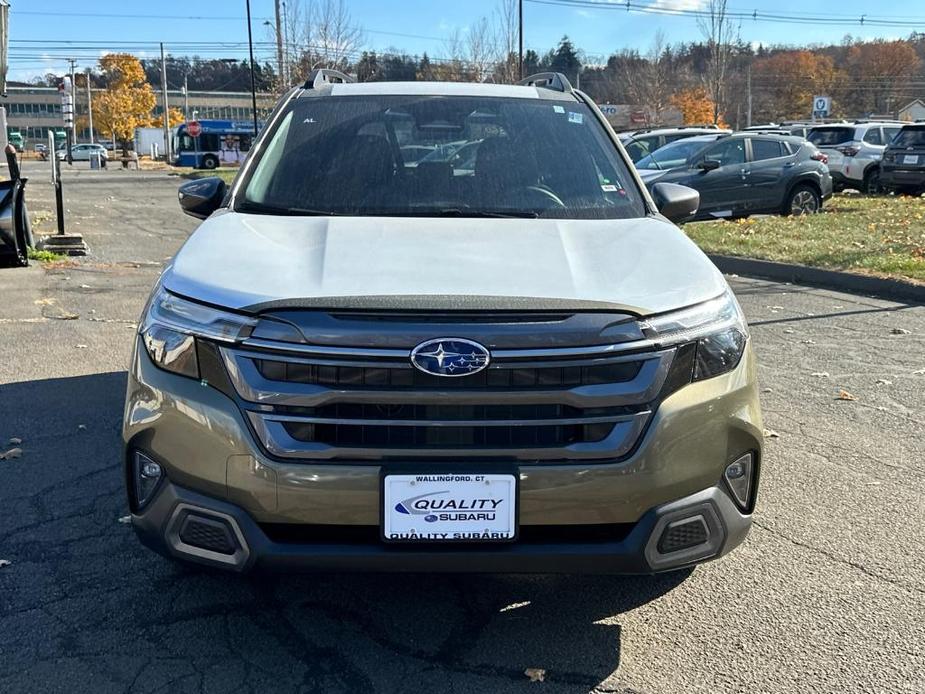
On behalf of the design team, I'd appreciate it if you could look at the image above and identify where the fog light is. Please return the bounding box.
[133,452,164,510]
[724,453,754,511]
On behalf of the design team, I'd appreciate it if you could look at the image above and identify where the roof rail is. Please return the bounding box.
[303,68,355,90]
[516,72,574,93]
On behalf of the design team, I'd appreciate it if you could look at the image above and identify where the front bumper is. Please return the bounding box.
[124,338,762,573]
[133,477,752,573]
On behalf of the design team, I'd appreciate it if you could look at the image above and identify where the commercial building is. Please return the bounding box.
[2,85,276,147]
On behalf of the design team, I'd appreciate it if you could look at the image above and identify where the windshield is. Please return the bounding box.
[240,95,646,219]
[636,138,713,170]
[891,128,925,148]
[807,127,856,147]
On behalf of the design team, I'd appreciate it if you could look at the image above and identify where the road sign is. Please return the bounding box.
[812,95,831,118]
[187,120,202,138]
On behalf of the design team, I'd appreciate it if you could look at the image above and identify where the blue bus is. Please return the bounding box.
[172,120,263,169]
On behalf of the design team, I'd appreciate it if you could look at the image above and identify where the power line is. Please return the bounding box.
[525,0,925,29]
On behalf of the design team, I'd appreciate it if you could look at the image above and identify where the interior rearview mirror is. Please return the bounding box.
[651,182,700,224]
[178,177,227,220]
[698,159,721,172]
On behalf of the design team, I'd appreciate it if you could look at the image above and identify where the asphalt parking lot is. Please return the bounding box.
[1,163,923,693]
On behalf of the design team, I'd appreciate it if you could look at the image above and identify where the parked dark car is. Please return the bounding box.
[619,126,730,163]
[880,124,925,194]
[638,133,833,220]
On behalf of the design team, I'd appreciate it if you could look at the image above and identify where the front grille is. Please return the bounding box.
[220,316,681,463]
[256,359,642,388]
[283,420,615,448]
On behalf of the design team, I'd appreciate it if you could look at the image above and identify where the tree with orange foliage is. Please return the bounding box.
[845,40,921,115]
[93,54,156,156]
[671,87,728,128]
[152,107,185,129]
[752,51,839,121]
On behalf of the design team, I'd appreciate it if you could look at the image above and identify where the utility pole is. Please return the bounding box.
[185,75,190,122]
[274,0,284,87]
[246,0,259,136]
[160,42,170,162]
[746,65,753,128]
[67,58,77,163]
[85,68,94,144]
[282,1,290,85]
[518,0,524,79]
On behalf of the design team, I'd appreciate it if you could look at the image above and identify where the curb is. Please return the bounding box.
[708,254,925,305]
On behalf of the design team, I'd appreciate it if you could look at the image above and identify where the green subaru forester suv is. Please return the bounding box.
[124,70,762,573]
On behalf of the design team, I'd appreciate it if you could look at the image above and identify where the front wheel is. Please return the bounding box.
[783,185,821,216]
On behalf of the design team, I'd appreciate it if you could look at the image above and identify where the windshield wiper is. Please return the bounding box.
[238,200,342,216]
[429,208,539,219]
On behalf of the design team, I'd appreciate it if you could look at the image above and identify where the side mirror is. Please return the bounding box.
[651,182,700,224]
[178,177,227,219]
[697,159,721,172]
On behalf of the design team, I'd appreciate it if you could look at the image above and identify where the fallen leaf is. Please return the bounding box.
[75,344,88,349]
[763,428,780,439]
[837,389,857,401]
[762,387,773,393]
[801,339,816,345]
[9,437,22,445]
[117,516,132,524]
[875,379,893,386]
[524,668,546,683]
[0,560,11,569]
[811,372,830,378]
[891,328,911,335]
[0,447,23,460]
[783,329,795,334]
[914,369,925,375]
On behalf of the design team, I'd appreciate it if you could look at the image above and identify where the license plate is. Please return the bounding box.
[382,473,517,542]
[903,155,919,165]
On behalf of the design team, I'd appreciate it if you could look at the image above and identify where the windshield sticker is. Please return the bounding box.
[568,112,584,124]
[553,105,565,114]
[601,184,619,192]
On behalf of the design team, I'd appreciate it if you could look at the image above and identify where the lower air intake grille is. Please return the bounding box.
[179,515,237,555]
[657,516,709,554]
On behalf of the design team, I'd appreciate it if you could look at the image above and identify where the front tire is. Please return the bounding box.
[783,185,821,216]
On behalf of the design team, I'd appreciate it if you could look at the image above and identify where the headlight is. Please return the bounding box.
[642,290,748,382]
[140,284,257,378]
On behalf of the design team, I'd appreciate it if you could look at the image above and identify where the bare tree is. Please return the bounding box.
[466,16,500,82]
[625,31,676,125]
[494,0,520,83]
[314,0,363,70]
[288,0,363,74]
[697,0,738,124]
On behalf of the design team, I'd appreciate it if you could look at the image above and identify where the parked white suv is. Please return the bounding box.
[807,121,903,193]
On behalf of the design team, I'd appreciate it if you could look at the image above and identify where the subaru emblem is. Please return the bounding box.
[410,338,490,377]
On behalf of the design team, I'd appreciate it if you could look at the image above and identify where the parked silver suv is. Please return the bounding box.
[125,71,762,574]
[807,121,903,193]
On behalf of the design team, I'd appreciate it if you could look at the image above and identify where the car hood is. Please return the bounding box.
[162,212,726,316]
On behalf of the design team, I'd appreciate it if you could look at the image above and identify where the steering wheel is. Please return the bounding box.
[520,185,566,209]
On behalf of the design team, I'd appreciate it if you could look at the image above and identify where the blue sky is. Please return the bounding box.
[8,0,923,82]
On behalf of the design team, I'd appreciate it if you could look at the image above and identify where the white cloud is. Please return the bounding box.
[648,0,708,12]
